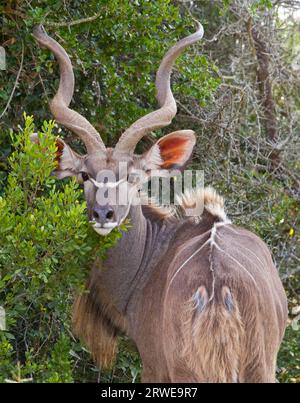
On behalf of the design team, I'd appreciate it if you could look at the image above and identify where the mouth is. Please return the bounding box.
[89,220,118,236]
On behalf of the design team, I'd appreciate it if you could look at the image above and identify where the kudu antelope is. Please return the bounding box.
[32,23,287,383]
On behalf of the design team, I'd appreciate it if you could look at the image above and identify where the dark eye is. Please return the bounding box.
[80,171,90,182]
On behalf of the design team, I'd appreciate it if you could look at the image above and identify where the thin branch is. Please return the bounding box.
[0,41,24,120]
[45,13,101,28]
[30,48,49,102]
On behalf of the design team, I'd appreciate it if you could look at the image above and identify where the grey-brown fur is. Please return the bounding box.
[33,23,288,383]
[73,190,287,382]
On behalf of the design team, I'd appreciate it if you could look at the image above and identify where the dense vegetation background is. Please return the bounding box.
[0,0,299,383]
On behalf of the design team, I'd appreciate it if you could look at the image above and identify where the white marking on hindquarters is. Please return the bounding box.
[218,224,239,235]
[213,242,259,289]
[166,220,231,299]
[167,237,211,295]
[215,232,265,271]
[208,220,231,302]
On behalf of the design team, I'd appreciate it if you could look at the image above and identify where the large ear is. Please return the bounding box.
[30,134,84,179]
[143,130,196,171]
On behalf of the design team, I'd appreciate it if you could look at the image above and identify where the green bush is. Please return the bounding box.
[0,115,134,383]
[278,325,300,383]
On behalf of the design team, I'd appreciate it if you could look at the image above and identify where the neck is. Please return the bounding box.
[101,204,176,313]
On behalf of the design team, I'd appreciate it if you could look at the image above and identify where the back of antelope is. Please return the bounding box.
[33,22,287,383]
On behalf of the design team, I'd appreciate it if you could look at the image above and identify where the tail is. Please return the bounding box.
[184,285,244,383]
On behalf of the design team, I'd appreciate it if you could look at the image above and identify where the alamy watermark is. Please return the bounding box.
[0,306,6,331]
[291,314,300,331]
[93,164,205,217]
[0,46,6,70]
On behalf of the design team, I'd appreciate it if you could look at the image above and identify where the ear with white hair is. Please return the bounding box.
[30,134,84,179]
[142,130,196,172]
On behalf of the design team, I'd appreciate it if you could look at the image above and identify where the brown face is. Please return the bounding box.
[80,150,137,235]
[45,131,196,236]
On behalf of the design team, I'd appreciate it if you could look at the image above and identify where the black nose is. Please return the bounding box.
[92,204,115,224]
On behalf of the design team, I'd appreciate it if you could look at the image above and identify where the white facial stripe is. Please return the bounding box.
[90,178,126,189]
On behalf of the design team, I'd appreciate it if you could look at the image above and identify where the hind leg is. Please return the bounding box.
[240,368,276,383]
[141,365,171,383]
[168,361,200,383]
[239,356,277,383]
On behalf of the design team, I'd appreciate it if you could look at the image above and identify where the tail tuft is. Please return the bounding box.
[185,286,244,383]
